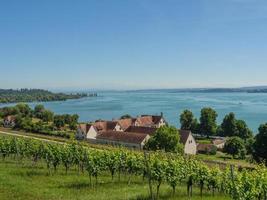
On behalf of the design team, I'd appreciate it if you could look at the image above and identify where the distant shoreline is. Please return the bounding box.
[0,89,91,104]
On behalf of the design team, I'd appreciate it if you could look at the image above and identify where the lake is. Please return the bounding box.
[1,91,267,133]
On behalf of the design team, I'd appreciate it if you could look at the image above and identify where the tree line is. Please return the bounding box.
[0,104,79,138]
[0,88,87,103]
[0,136,266,200]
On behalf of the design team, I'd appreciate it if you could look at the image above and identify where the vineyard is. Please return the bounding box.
[0,135,266,200]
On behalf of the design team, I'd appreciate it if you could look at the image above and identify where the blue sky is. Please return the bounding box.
[1,0,267,90]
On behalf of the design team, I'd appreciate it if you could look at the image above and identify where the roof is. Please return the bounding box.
[197,143,216,152]
[93,121,118,132]
[96,131,149,144]
[179,130,191,145]
[212,139,225,145]
[4,115,16,122]
[125,126,157,135]
[78,124,92,134]
[116,118,135,130]
[136,115,164,127]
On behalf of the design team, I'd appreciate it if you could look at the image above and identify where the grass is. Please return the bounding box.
[0,158,230,200]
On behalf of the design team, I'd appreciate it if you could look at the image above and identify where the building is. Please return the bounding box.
[95,131,150,149]
[3,115,16,128]
[212,138,225,150]
[134,114,166,128]
[179,130,197,155]
[116,118,136,131]
[75,114,165,149]
[76,120,124,140]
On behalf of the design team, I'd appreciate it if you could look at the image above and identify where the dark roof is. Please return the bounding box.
[125,126,157,135]
[179,130,191,145]
[96,131,149,144]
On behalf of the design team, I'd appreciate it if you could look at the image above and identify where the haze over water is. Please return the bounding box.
[2,90,267,133]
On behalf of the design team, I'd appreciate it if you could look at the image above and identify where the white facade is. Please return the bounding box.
[114,124,124,132]
[184,134,197,155]
[86,126,98,139]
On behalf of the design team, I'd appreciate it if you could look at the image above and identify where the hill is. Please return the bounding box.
[0,88,88,103]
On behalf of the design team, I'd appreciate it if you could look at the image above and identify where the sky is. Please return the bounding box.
[1,0,267,90]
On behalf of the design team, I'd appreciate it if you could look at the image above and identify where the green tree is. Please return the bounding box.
[223,136,246,159]
[120,114,132,119]
[54,115,65,129]
[34,104,45,119]
[220,112,237,137]
[199,108,218,138]
[235,120,253,141]
[15,103,32,117]
[42,110,54,123]
[253,123,267,164]
[180,110,198,133]
[145,126,184,153]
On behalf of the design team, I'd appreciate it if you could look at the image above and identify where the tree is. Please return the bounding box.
[54,115,65,129]
[145,126,184,153]
[253,123,267,164]
[199,108,218,138]
[180,110,198,133]
[219,113,253,141]
[223,136,246,159]
[120,114,132,119]
[15,103,32,117]
[42,110,54,122]
[34,104,45,119]
[220,112,237,137]
[235,120,253,141]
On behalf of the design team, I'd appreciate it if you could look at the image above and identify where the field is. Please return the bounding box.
[0,158,230,200]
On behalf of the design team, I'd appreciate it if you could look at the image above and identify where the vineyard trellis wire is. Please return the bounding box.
[0,136,266,200]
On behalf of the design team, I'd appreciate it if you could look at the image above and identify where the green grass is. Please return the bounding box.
[0,158,230,200]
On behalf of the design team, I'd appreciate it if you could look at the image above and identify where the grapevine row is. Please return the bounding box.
[0,136,266,200]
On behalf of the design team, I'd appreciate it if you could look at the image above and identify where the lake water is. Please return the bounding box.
[1,91,267,133]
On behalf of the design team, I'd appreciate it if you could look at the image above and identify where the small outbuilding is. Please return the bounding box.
[179,130,197,155]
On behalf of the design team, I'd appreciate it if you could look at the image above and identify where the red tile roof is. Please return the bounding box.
[136,115,164,127]
[93,121,118,132]
[116,118,135,130]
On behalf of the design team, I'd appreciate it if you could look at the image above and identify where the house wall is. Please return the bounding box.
[114,124,123,132]
[215,143,225,149]
[184,134,197,155]
[3,120,15,128]
[157,118,166,128]
[86,126,98,139]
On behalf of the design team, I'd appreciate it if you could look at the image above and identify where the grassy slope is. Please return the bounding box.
[0,158,230,200]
